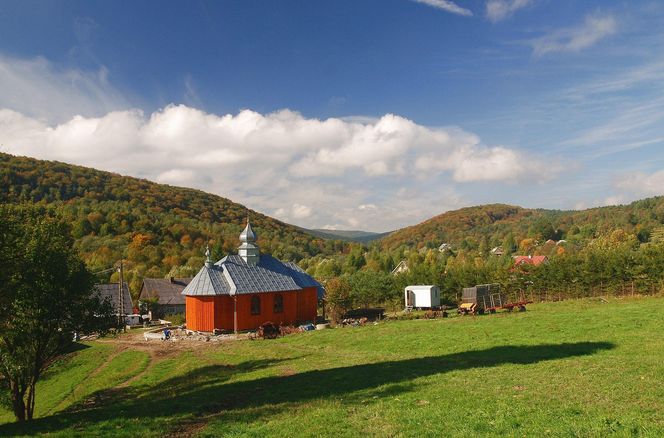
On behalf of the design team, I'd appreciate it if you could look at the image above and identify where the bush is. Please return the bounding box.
[325,277,353,323]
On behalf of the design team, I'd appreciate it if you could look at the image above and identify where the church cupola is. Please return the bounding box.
[238,220,260,266]
[205,245,213,268]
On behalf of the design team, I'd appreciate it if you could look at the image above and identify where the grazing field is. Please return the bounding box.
[2,297,664,437]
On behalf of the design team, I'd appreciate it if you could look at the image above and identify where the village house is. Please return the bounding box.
[95,282,133,314]
[391,260,410,276]
[490,246,504,256]
[182,221,324,333]
[94,282,137,325]
[513,255,548,267]
[139,277,192,317]
[438,243,452,252]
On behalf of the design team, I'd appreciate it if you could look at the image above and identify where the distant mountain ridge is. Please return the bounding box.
[304,228,392,243]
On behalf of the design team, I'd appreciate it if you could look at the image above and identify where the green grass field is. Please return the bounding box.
[2,297,664,437]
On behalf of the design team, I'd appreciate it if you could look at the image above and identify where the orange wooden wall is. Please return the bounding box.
[296,287,318,322]
[185,296,216,332]
[186,288,319,332]
[234,290,299,331]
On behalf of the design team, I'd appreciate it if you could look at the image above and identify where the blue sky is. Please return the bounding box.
[1,0,663,231]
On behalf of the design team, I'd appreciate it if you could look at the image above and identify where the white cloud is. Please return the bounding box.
[414,143,560,182]
[615,170,664,196]
[0,105,559,230]
[412,0,473,16]
[0,54,127,123]
[291,204,313,219]
[0,53,567,231]
[603,195,625,206]
[531,14,617,56]
[486,0,531,22]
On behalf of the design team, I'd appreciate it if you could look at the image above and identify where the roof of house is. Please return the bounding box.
[182,254,324,299]
[140,278,192,305]
[391,260,409,274]
[513,255,548,266]
[94,282,133,314]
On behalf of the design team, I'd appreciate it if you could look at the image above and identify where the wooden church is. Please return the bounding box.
[182,221,323,333]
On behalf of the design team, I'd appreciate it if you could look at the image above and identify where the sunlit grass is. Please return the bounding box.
[2,297,664,437]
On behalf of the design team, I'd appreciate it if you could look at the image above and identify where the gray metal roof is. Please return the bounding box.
[283,261,326,300]
[182,254,324,297]
[94,282,133,314]
[181,265,231,296]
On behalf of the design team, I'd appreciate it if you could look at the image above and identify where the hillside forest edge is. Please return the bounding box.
[3,152,664,315]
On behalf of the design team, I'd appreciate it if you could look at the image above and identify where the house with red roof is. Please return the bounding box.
[512,255,548,268]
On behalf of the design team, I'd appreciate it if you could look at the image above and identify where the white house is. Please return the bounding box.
[490,246,504,256]
[404,285,441,309]
[438,243,452,252]
[391,260,410,276]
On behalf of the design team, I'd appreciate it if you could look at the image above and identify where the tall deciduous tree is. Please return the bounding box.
[0,205,115,422]
[324,277,353,322]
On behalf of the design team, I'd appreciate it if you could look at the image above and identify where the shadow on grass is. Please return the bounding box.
[63,342,91,354]
[0,342,614,435]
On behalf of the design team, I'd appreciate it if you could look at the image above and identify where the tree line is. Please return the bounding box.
[321,228,664,320]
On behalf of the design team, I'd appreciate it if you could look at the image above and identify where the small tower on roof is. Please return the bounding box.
[238,219,260,266]
[205,244,213,268]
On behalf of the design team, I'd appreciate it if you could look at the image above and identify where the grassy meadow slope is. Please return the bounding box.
[2,297,664,436]
[0,153,349,296]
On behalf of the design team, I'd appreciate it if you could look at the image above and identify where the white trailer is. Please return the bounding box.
[404,285,441,310]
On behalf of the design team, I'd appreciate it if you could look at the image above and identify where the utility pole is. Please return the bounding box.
[118,260,125,331]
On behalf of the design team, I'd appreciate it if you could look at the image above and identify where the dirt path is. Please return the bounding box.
[94,328,229,357]
[52,330,242,435]
[116,349,157,388]
[49,347,127,414]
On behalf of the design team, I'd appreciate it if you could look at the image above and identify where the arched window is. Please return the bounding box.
[273,294,284,313]
[250,295,261,315]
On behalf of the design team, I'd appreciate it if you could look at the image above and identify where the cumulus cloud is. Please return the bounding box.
[412,0,473,16]
[615,170,664,196]
[603,195,625,206]
[414,144,560,182]
[0,104,560,230]
[531,14,617,56]
[291,204,313,219]
[0,52,565,230]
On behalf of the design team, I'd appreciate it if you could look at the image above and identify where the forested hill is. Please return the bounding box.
[380,199,664,252]
[0,153,348,295]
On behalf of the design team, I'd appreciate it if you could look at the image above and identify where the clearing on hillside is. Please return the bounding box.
[1,297,664,437]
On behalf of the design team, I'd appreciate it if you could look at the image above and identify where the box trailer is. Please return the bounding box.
[460,283,504,314]
[404,285,441,310]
